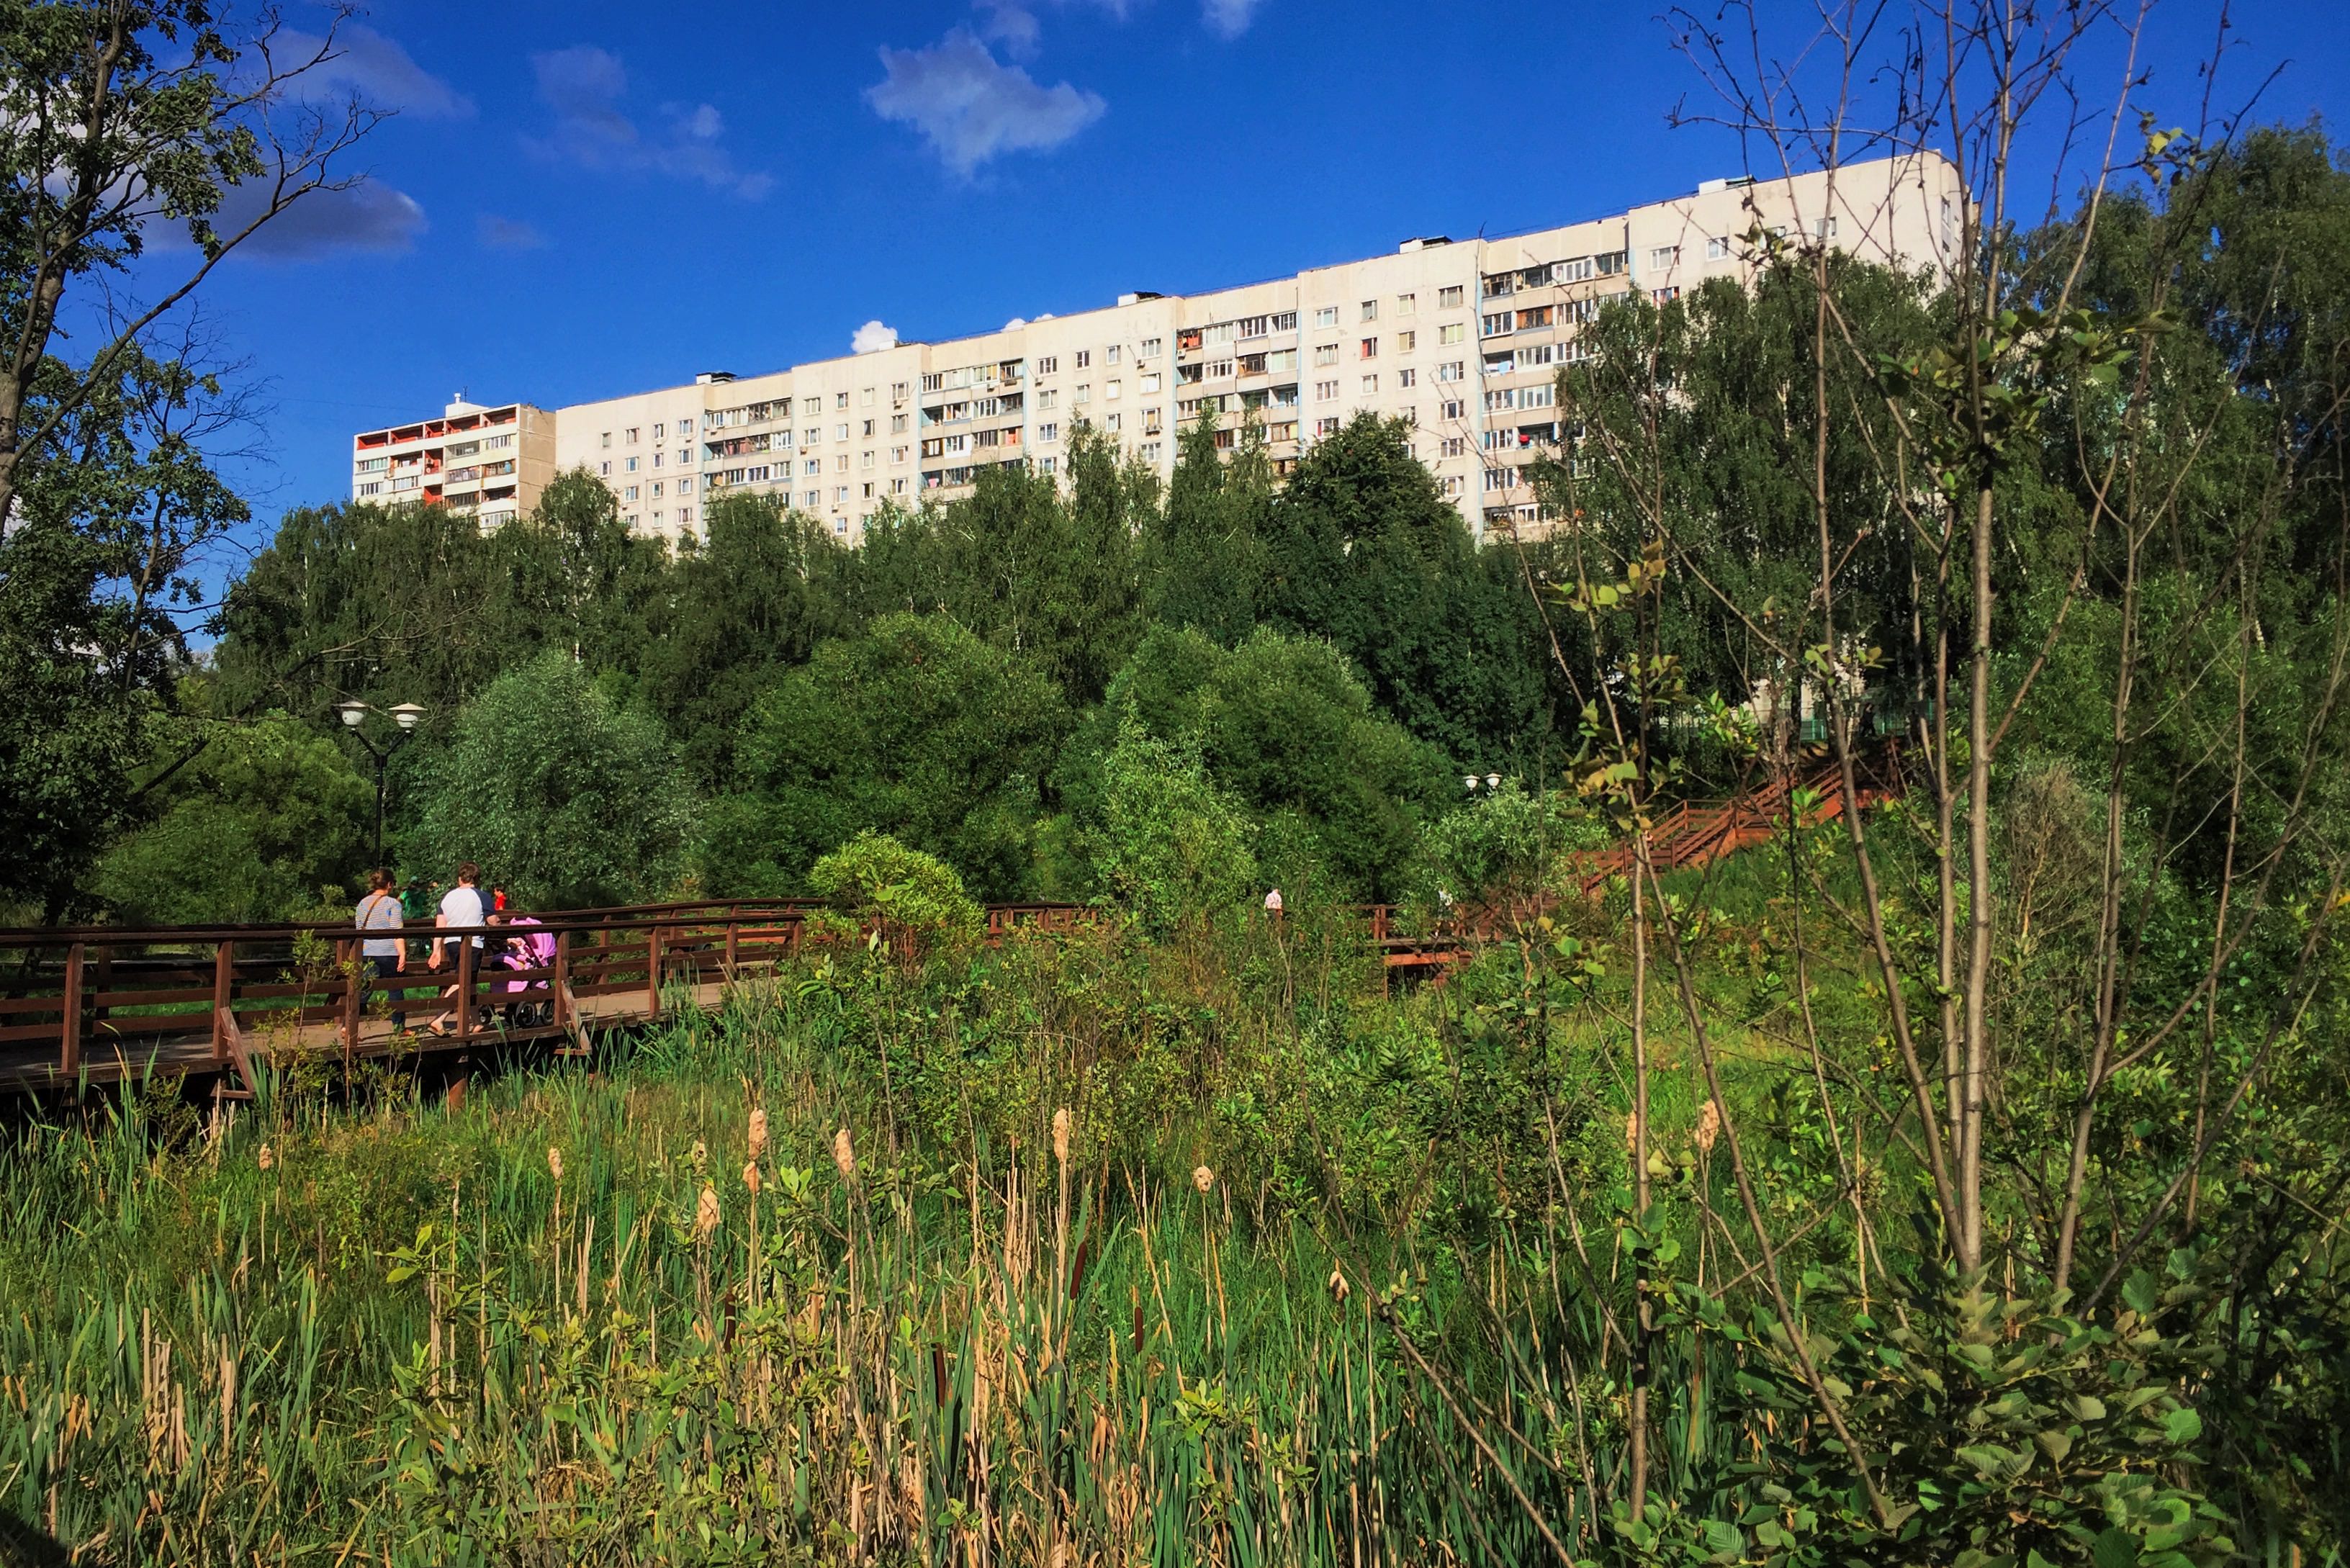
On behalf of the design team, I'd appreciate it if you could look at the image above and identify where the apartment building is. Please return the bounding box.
[351,153,1958,542]
[349,399,557,528]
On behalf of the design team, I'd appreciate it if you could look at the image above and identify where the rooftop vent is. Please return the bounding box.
[1697,176,1757,194]
[1116,290,1164,306]
[1397,235,1454,253]
[695,370,737,384]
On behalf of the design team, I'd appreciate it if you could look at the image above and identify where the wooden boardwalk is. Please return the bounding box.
[0,763,1901,1099]
[0,901,1088,1099]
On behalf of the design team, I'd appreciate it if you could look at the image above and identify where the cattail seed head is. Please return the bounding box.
[1624,1111,1641,1153]
[690,1140,708,1175]
[256,1144,273,1173]
[695,1184,721,1238]
[1052,1107,1070,1166]
[1694,1100,1721,1154]
[832,1127,855,1181]
[1192,1164,1215,1195]
[1327,1266,1350,1304]
[742,1161,761,1194]
[747,1108,768,1161]
[547,1146,563,1184]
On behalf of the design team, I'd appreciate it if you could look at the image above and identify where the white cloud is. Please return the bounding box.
[192,176,426,259]
[477,213,546,250]
[866,29,1105,176]
[275,24,473,118]
[528,45,772,199]
[1201,0,1266,37]
[852,320,901,354]
[977,0,1042,55]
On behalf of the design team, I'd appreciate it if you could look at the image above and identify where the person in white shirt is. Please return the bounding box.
[425,861,487,1035]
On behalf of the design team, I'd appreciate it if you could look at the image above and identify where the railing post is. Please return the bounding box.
[554,930,572,1030]
[60,942,85,1080]
[211,942,235,1066]
[456,937,475,1040]
[341,937,361,1069]
[646,925,663,1019]
[725,919,739,979]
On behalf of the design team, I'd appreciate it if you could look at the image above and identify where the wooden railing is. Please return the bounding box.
[0,898,1085,1096]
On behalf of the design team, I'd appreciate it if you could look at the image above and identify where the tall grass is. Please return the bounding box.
[0,922,1777,1565]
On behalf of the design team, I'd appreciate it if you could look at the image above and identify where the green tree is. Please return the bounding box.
[703,614,1067,900]
[1143,407,1270,646]
[403,652,694,908]
[1094,718,1259,934]
[91,702,371,925]
[1261,413,1549,765]
[640,490,856,787]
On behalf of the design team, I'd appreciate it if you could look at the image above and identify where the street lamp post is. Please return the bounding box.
[338,700,426,868]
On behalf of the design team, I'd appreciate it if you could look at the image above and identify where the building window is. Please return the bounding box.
[1036,356,1058,376]
[1482,312,1513,338]
[1139,337,1162,359]
[625,456,639,472]
[1106,412,1121,432]
[892,477,909,495]
[1039,422,1058,442]
[600,431,611,449]
[599,461,611,476]
[1313,343,1338,367]
[1442,399,1465,420]
[1315,380,1338,401]
[652,481,665,497]
[1441,474,1465,497]
[1107,379,1122,400]
[1811,216,1838,238]
[1397,330,1416,353]
[834,392,849,410]
[1397,367,1416,388]
[1315,416,1339,436]
[1075,349,1091,369]
[625,427,639,443]
[1313,306,1338,328]
[1441,436,1466,458]
[1040,456,1056,474]
[1107,344,1122,365]
[1437,361,1464,382]
[1651,286,1680,304]
[623,485,639,500]
[1439,285,1464,309]
[1439,323,1466,345]
[358,481,382,496]
[1359,337,1378,358]
[679,477,693,492]
[1705,236,1731,261]
[1648,245,1680,270]
[1397,292,1415,316]
[861,450,875,469]
[1360,299,1377,322]
[1075,384,1091,404]
[1359,374,1378,395]
[892,446,909,463]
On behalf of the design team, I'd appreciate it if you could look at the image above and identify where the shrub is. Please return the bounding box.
[808,831,983,955]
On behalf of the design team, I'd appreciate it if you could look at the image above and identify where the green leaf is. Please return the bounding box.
[2163,1406,2202,1445]
[2092,1526,2138,1568]
[2035,1428,2074,1464]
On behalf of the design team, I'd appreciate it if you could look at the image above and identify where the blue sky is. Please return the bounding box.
[171,0,2350,518]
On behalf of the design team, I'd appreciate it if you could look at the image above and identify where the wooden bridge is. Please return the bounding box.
[0,763,1898,1099]
[0,900,1090,1101]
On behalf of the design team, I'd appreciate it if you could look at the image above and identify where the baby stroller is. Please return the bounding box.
[496,916,557,1029]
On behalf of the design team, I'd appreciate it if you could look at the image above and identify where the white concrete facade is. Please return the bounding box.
[353,154,1960,543]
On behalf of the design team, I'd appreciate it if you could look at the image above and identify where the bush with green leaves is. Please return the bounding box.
[402,650,694,908]
[808,830,983,955]
[1094,718,1258,934]
[1415,779,1606,911]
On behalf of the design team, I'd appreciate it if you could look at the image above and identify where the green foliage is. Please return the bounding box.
[704,613,1067,900]
[1064,623,1446,901]
[1633,1270,2236,1568]
[94,702,371,924]
[809,830,985,951]
[1417,778,1605,909]
[1093,718,1259,932]
[403,650,693,906]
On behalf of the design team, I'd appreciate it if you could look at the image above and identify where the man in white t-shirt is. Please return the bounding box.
[426,862,487,1035]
